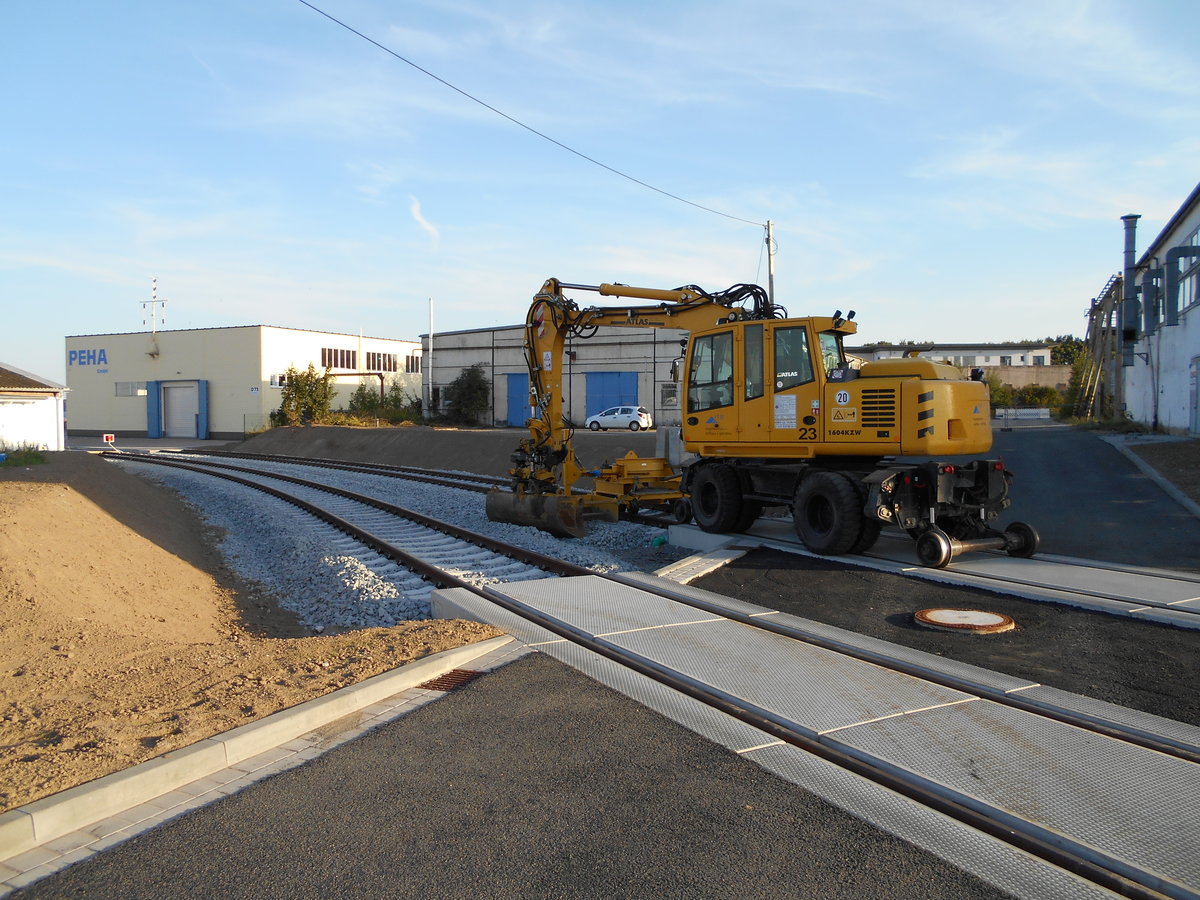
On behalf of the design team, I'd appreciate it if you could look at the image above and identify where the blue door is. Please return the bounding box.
[506,372,531,426]
[586,372,638,417]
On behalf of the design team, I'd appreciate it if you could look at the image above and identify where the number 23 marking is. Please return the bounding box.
[797,427,817,440]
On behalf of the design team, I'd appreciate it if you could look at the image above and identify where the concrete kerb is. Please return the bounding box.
[0,635,514,861]
[1101,435,1200,520]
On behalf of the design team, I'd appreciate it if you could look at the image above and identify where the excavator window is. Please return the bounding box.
[818,332,843,374]
[744,323,764,401]
[687,330,734,412]
[773,326,814,391]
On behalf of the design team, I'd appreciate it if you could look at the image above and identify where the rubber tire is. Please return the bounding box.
[846,476,881,554]
[588,421,600,431]
[732,500,764,533]
[849,518,883,554]
[690,465,743,533]
[1004,521,1040,558]
[792,472,863,555]
[916,527,954,568]
[671,498,693,525]
[629,421,641,432]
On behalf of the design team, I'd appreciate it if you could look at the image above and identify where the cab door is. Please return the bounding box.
[738,322,772,443]
[767,323,822,447]
[683,328,737,440]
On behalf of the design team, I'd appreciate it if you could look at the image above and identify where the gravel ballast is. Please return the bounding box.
[115,456,689,632]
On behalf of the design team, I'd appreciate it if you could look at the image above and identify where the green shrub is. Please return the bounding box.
[442,364,491,425]
[273,364,334,426]
[0,446,47,467]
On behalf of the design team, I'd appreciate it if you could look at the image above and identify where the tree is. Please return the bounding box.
[348,381,380,416]
[442,364,491,424]
[1047,335,1086,367]
[1014,384,1062,408]
[986,375,1013,409]
[343,376,421,423]
[1058,354,1094,418]
[275,363,334,425]
[385,378,419,419]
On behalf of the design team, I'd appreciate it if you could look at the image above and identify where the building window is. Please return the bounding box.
[1032,356,1045,366]
[1000,356,1012,366]
[320,348,357,370]
[115,382,147,397]
[1182,224,1199,312]
[365,352,397,372]
[270,374,288,388]
[405,353,422,374]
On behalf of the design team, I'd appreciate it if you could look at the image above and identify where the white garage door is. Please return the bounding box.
[162,384,198,438]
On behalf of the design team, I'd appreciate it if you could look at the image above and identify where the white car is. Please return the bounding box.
[585,405,653,431]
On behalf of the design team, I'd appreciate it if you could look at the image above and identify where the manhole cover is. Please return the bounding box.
[913,608,1015,634]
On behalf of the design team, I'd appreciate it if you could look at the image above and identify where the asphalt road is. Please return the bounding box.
[985,426,1200,570]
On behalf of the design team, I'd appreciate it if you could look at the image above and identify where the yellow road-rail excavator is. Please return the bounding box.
[485,278,1039,568]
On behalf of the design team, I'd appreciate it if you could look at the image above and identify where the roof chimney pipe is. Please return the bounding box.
[1120,214,1140,365]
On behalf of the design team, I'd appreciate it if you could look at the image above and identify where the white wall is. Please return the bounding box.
[1124,195,1200,433]
[0,394,65,451]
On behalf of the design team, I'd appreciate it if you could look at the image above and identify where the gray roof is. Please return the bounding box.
[0,363,66,392]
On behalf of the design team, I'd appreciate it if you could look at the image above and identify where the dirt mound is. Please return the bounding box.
[0,451,500,812]
[236,424,659,478]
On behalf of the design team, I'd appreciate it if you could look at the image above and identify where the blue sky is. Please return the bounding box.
[3,0,1198,383]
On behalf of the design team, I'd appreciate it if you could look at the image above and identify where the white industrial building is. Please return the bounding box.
[1119,182,1200,433]
[0,363,67,451]
[425,323,688,427]
[849,341,1055,368]
[64,326,421,441]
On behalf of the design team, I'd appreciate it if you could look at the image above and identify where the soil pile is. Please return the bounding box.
[0,451,500,812]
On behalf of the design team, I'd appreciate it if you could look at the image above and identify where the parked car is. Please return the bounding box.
[585,405,653,431]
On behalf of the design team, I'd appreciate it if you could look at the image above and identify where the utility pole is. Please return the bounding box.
[424,297,434,421]
[765,221,776,306]
[142,277,166,333]
[142,277,166,358]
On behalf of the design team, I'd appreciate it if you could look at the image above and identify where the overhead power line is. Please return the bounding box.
[296,0,765,228]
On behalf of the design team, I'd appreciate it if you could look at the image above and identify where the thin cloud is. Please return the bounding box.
[409,196,440,246]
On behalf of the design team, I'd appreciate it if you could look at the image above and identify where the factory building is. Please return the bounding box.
[849,341,1055,368]
[64,326,421,441]
[0,363,67,451]
[426,323,688,427]
[1119,182,1200,433]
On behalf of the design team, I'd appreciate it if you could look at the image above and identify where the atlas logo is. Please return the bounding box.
[68,349,108,366]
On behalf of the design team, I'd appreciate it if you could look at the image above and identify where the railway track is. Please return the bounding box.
[704,517,1200,630]
[166,447,1200,630]
[110,450,1200,899]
